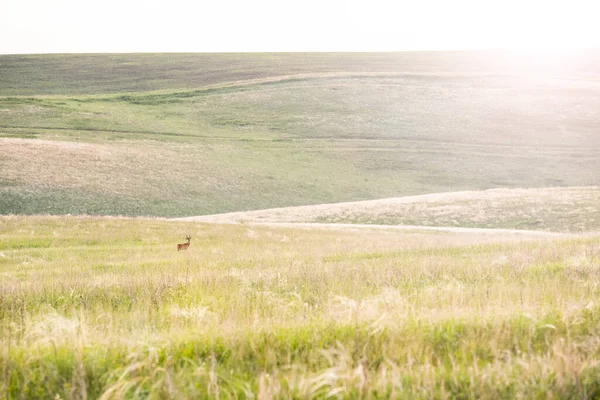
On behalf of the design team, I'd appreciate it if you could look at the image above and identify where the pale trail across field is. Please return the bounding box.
[176,188,600,238]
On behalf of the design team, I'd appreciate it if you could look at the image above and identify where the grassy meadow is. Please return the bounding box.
[1,52,600,217]
[1,216,600,398]
[2,52,600,399]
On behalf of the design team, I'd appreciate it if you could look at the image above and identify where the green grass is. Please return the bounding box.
[1,216,600,398]
[2,52,600,399]
[1,52,600,217]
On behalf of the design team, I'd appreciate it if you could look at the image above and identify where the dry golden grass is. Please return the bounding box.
[1,216,599,398]
[0,138,221,195]
[181,187,600,233]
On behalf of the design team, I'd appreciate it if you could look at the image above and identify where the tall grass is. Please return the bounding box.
[1,216,599,398]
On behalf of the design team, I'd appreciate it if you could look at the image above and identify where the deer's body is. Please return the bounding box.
[177,235,191,251]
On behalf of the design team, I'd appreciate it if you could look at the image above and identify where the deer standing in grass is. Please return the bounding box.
[177,235,191,251]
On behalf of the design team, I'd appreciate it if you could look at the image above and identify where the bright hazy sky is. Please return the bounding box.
[1,0,599,54]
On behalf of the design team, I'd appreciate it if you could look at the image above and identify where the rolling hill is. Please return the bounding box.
[1,52,599,217]
[2,51,600,398]
[179,187,600,233]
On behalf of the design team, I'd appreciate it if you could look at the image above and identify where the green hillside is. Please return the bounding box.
[1,52,599,217]
[3,51,598,96]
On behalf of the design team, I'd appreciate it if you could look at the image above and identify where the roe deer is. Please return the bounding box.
[177,235,191,251]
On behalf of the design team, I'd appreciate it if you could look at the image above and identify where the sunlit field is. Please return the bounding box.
[181,187,600,233]
[2,51,600,399]
[1,216,599,398]
[2,52,600,217]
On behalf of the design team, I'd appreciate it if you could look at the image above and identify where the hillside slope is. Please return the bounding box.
[3,51,599,96]
[1,52,599,217]
[179,187,600,233]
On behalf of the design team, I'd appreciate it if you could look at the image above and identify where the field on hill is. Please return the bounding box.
[2,52,600,217]
[182,187,600,233]
[1,216,600,398]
